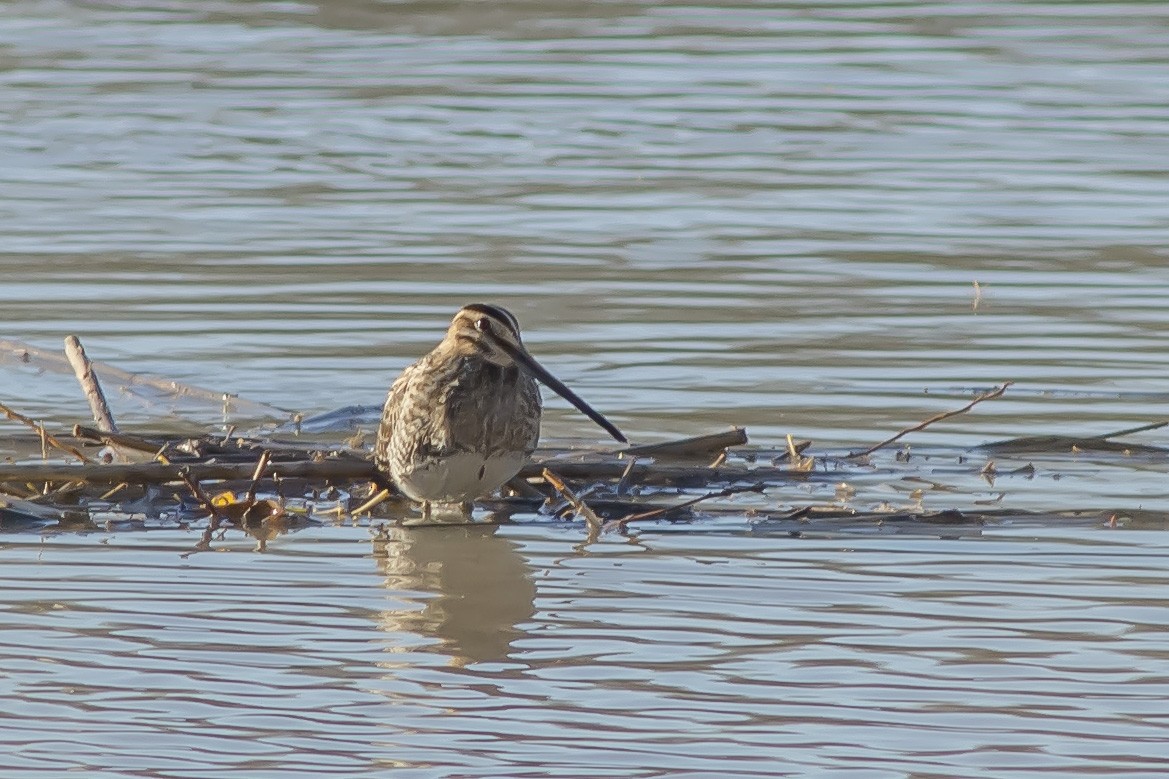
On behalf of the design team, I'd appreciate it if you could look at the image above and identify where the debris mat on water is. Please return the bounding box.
[2,337,1166,549]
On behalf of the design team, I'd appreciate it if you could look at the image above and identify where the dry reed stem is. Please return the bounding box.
[785,433,814,471]
[178,467,236,557]
[605,483,767,532]
[244,450,272,509]
[616,456,639,493]
[0,402,91,463]
[72,425,161,456]
[350,488,390,517]
[542,468,603,534]
[848,382,1013,459]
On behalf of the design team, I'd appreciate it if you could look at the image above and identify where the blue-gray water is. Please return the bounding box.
[2,1,1169,776]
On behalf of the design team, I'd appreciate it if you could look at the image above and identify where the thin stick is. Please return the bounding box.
[847,382,1013,459]
[1093,421,1168,439]
[0,402,91,463]
[350,488,390,516]
[72,425,163,455]
[178,467,234,557]
[542,468,603,535]
[244,450,272,509]
[98,482,130,501]
[616,456,639,493]
[64,336,118,433]
[605,483,767,532]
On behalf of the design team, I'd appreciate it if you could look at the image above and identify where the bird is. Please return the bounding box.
[375,303,627,517]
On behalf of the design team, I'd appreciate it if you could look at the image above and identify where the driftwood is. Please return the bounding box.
[64,336,119,433]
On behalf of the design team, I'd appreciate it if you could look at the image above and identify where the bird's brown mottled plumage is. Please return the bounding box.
[375,304,626,515]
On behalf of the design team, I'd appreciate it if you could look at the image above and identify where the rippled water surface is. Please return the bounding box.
[2,1,1169,776]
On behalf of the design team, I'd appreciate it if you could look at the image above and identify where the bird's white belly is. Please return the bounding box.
[394,451,526,504]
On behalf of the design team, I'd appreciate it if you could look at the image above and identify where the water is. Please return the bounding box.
[2,1,1169,776]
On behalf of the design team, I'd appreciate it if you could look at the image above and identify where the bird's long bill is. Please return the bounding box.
[495,338,628,444]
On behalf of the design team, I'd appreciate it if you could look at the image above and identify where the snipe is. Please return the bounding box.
[374,304,626,516]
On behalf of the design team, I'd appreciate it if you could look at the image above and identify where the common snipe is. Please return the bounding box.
[375,304,626,515]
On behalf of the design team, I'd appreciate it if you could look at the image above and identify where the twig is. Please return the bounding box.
[0,458,376,486]
[616,456,639,493]
[847,382,1013,459]
[64,336,118,433]
[542,468,603,535]
[244,450,272,509]
[1093,421,1168,439]
[98,482,130,501]
[604,483,767,532]
[178,467,234,557]
[785,433,814,472]
[71,425,163,455]
[350,488,390,516]
[620,428,748,459]
[0,402,91,463]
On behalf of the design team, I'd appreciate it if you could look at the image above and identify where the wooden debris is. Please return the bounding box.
[543,468,603,536]
[64,335,119,433]
[604,483,766,533]
[0,402,91,463]
[848,382,1013,458]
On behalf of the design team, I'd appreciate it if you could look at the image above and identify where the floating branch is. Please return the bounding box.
[848,382,1013,459]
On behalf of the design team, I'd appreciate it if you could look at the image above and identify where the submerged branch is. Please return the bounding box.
[619,428,748,459]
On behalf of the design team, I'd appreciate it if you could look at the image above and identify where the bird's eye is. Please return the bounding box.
[475,317,491,333]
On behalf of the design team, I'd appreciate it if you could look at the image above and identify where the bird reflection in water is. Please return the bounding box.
[371,520,536,666]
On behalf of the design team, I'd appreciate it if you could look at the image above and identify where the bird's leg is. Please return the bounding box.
[460,501,473,517]
[421,501,432,521]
